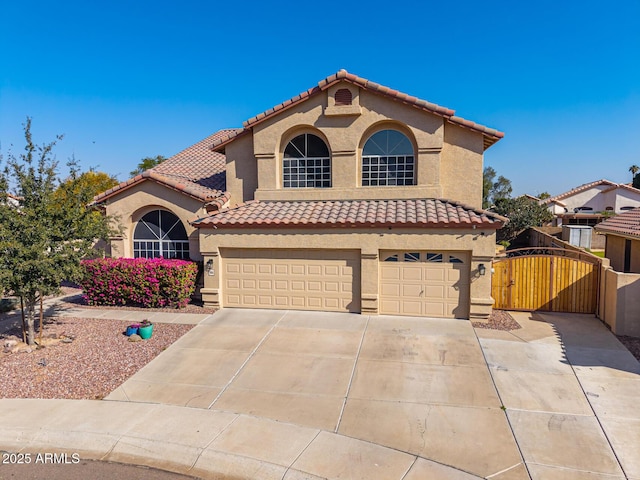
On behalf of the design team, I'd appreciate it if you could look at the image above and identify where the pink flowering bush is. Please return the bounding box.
[80,258,197,308]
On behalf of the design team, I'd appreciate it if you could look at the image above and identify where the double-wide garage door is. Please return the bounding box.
[222,249,361,312]
[379,251,470,318]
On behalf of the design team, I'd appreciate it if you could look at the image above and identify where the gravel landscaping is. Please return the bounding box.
[473,310,522,331]
[0,316,193,400]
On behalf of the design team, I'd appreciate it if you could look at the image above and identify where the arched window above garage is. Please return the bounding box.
[283,133,331,188]
[362,129,415,186]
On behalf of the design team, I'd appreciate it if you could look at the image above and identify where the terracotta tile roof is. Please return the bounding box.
[192,198,507,229]
[210,70,504,152]
[92,130,235,205]
[601,183,640,195]
[595,208,640,238]
[542,179,620,205]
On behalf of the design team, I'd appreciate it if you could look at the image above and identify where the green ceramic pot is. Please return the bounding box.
[138,324,154,340]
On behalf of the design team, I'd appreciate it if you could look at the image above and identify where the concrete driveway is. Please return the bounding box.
[3,307,639,479]
[104,308,640,480]
[106,309,521,478]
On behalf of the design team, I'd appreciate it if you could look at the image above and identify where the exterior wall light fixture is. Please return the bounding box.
[478,264,486,276]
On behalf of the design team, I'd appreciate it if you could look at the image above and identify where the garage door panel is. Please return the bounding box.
[402,301,422,316]
[291,265,305,275]
[380,251,470,319]
[242,264,256,274]
[380,283,400,296]
[380,267,401,281]
[325,265,340,276]
[258,264,272,275]
[222,249,360,313]
[425,268,446,281]
[401,267,423,281]
[274,280,288,290]
[308,265,322,275]
[424,285,445,299]
[226,263,240,274]
[274,264,288,274]
[401,284,423,297]
[424,302,446,317]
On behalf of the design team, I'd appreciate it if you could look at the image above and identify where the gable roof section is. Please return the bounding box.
[210,70,504,152]
[595,208,640,238]
[542,179,640,205]
[192,198,506,229]
[92,130,235,205]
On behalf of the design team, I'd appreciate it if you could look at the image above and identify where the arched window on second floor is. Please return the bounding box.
[283,133,331,188]
[362,129,415,186]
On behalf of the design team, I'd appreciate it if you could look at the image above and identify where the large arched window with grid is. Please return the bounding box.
[362,129,415,186]
[283,133,331,188]
[133,210,189,259]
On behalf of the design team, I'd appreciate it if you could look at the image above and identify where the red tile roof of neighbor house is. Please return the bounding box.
[191,198,507,229]
[210,70,504,151]
[92,130,235,205]
[542,179,640,205]
[595,208,640,238]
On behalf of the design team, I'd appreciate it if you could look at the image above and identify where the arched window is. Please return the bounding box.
[362,129,414,186]
[133,210,189,259]
[283,133,331,188]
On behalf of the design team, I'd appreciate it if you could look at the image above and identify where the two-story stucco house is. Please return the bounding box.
[93,70,506,320]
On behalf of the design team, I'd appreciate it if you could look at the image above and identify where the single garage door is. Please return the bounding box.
[379,251,470,318]
[222,249,361,312]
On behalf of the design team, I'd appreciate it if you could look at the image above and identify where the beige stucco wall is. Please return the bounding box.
[103,180,206,260]
[605,235,626,272]
[602,267,640,336]
[225,133,257,205]
[604,234,640,273]
[441,124,484,208]
[199,226,497,319]
[224,82,485,208]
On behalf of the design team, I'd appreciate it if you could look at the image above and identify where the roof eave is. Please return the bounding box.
[91,172,214,206]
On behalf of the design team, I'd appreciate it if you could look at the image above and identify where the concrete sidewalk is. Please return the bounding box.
[1,306,639,479]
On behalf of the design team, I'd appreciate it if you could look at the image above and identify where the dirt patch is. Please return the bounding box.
[616,335,640,362]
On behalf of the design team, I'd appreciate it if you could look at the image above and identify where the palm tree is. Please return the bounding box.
[630,165,639,181]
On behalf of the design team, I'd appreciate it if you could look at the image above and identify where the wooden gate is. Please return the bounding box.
[492,248,600,313]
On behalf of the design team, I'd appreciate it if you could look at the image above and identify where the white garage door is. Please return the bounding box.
[379,251,470,318]
[222,249,361,313]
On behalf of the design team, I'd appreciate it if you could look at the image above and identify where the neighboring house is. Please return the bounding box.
[595,208,640,273]
[93,70,506,320]
[543,179,640,226]
[594,209,640,336]
[3,193,20,207]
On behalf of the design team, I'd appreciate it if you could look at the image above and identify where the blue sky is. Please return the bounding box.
[1,0,639,197]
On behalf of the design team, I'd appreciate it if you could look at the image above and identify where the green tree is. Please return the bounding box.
[492,196,554,243]
[630,165,639,180]
[483,166,513,209]
[129,155,167,177]
[0,118,117,345]
[537,191,551,200]
[53,169,119,206]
